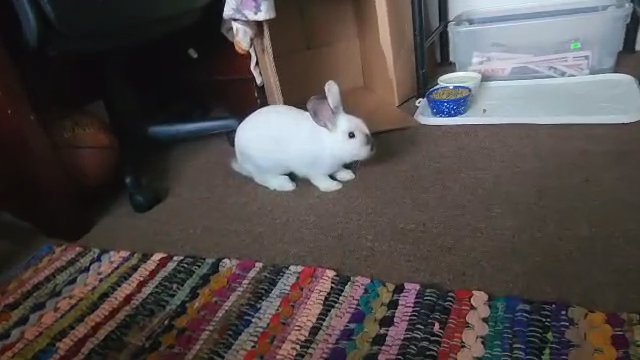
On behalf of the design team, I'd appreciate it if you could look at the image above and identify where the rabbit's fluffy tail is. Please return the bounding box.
[231,158,253,177]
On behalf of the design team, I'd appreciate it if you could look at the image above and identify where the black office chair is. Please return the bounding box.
[11,0,239,213]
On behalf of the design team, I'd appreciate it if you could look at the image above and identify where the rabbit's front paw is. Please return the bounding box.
[334,169,356,182]
[255,175,297,192]
[310,176,343,192]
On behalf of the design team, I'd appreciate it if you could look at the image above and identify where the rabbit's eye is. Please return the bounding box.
[348,131,356,139]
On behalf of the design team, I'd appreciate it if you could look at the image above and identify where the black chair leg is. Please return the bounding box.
[103,58,165,213]
[115,132,166,213]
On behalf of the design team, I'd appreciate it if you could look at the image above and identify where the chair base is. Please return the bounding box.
[147,117,238,142]
[124,174,165,213]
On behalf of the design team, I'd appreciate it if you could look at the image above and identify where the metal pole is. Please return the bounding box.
[438,0,450,64]
[412,0,427,97]
[623,3,639,53]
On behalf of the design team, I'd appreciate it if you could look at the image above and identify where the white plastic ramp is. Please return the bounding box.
[415,74,640,125]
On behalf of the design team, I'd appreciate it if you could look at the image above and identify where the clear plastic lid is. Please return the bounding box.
[450,0,631,27]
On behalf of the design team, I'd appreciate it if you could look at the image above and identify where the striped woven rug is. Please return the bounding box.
[0,245,638,359]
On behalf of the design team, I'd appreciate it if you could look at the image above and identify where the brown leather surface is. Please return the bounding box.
[0,39,91,239]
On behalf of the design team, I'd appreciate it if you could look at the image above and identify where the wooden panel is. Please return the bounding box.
[183,28,264,117]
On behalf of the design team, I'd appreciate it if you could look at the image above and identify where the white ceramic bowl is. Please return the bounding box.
[438,72,482,94]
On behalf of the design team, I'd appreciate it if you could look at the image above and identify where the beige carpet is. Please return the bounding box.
[83,122,640,312]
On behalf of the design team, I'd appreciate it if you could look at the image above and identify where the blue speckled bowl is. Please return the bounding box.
[426,86,472,118]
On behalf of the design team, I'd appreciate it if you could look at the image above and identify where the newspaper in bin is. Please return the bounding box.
[468,51,592,78]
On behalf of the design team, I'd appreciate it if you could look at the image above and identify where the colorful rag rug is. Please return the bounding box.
[0,245,639,360]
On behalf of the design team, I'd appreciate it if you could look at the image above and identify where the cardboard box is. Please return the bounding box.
[255,0,417,133]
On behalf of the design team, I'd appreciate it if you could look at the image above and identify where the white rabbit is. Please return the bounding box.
[231,80,374,192]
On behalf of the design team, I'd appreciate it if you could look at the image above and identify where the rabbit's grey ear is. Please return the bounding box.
[324,80,343,113]
[306,95,337,131]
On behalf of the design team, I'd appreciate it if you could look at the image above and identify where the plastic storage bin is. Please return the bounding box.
[448,0,633,81]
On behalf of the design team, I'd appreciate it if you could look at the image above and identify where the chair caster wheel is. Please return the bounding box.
[125,175,164,213]
[226,130,236,147]
[128,187,163,213]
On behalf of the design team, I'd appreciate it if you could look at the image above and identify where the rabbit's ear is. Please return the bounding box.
[324,80,343,113]
[306,95,337,131]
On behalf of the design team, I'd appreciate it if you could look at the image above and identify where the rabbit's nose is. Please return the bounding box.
[365,134,373,145]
